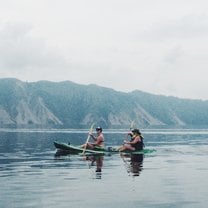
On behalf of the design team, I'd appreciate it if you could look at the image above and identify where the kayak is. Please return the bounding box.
[54,141,156,155]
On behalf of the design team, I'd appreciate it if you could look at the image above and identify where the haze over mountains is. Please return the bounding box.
[0,78,208,129]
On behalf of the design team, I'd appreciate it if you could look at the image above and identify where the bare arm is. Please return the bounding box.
[125,136,141,144]
[89,133,96,140]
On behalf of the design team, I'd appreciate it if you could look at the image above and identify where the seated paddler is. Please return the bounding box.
[118,128,144,152]
[81,126,105,150]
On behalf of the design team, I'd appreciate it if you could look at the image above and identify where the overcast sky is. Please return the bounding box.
[0,0,208,100]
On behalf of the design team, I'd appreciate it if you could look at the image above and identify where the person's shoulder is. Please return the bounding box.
[136,135,141,140]
[100,133,104,139]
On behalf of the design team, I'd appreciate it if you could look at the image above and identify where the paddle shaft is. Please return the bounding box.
[125,120,135,140]
[82,124,94,155]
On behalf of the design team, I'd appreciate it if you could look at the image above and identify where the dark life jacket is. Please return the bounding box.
[130,136,145,151]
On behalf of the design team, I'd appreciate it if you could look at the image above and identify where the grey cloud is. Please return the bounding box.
[163,47,184,65]
[138,14,208,40]
[0,22,69,71]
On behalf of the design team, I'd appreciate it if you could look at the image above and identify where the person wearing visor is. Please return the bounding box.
[118,128,144,152]
[81,126,104,150]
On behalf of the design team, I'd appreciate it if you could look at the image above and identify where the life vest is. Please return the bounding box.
[131,136,144,151]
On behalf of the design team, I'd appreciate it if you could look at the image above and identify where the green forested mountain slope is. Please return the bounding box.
[0,78,207,128]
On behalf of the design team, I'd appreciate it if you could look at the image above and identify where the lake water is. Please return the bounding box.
[0,129,208,208]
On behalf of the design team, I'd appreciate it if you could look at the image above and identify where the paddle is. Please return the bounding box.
[125,120,135,140]
[117,120,136,151]
[130,120,135,130]
[82,123,95,155]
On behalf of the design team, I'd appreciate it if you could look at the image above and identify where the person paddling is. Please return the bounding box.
[81,126,104,150]
[118,128,144,152]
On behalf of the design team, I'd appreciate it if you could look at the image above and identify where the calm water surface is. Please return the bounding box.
[0,129,208,208]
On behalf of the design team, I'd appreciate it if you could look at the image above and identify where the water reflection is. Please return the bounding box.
[54,149,104,179]
[120,153,143,177]
[54,148,144,178]
[54,149,71,157]
[84,155,104,179]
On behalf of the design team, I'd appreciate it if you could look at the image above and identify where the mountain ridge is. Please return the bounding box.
[0,78,208,128]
